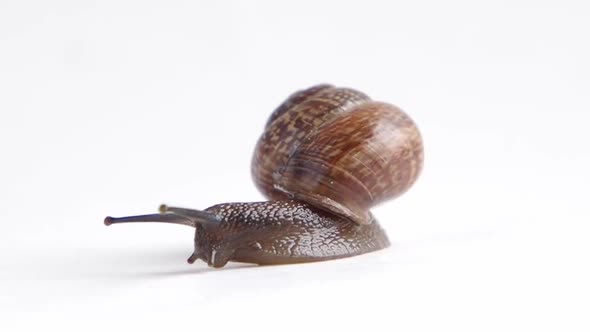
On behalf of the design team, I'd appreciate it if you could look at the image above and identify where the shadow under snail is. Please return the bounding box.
[104,84,424,268]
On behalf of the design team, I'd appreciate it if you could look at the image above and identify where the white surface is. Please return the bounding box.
[1,0,588,331]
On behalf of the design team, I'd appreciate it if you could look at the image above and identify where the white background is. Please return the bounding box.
[1,0,588,331]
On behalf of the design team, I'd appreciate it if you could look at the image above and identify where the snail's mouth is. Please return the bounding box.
[187,249,228,268]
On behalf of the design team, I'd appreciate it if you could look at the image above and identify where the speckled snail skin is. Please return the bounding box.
[104,84,424,268]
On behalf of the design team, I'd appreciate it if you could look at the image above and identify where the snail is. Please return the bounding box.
[104,84,423,268]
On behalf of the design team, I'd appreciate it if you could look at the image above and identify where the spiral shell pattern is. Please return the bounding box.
[251,85,423,225]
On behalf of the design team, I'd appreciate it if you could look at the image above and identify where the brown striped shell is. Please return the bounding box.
[251,85,423,225]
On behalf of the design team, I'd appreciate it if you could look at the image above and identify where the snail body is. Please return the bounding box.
[104,84,423,268]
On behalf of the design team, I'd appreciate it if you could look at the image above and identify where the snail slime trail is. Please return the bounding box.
[104,84,424,268]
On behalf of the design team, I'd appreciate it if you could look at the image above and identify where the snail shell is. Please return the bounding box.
[252,84,423,225]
